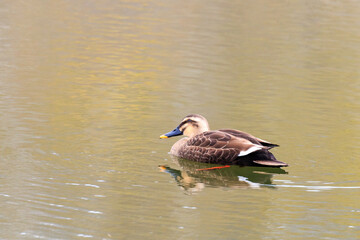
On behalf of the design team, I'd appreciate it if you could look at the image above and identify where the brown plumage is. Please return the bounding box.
[160,114,288,167]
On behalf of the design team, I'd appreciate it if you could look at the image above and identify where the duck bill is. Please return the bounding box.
[160,127,183,139]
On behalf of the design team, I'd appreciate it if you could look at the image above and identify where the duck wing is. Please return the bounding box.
[179,131,267,165]
[219,129,279,148]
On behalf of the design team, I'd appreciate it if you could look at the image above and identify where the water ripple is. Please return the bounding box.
[263,183,360,191]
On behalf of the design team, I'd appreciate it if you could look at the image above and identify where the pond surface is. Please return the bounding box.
[0,0,359,239]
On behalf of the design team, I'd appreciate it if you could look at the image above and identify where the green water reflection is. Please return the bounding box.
[0,0,359,239]
[160,157,288,193]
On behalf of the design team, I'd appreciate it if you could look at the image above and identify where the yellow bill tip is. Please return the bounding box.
[160,135,168,139]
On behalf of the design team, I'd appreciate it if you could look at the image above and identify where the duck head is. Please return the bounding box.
[160,114,210,138]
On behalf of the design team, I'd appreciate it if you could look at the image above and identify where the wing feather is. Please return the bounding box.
[179,131,265,164]
[219,129,279,148]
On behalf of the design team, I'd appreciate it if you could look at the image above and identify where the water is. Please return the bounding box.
[0,0,359,239]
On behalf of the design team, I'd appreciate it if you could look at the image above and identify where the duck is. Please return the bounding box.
[160,114,288,167]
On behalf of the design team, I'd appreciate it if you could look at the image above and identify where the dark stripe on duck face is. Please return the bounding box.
[178,119,198,130]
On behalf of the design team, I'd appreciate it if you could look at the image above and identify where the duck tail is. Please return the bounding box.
[237,149,288,167]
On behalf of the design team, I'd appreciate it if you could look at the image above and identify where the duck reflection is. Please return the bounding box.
[159,156,287,193]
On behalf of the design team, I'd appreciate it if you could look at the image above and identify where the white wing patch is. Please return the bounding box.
[238,145,263,156]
